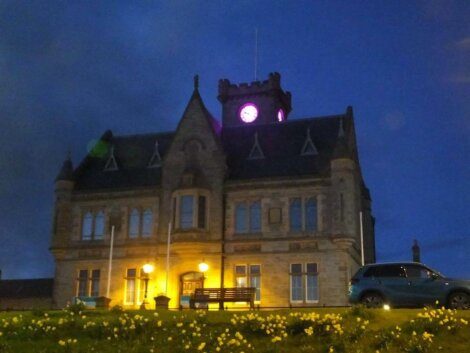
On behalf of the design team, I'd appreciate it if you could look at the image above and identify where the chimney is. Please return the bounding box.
[412,239,420,263]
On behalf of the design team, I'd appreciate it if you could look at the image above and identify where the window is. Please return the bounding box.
[289,197,318,233]
[374,265,406,278]
[235,265,247,287]
[77,269,100,297]
[235,204,247,233]
[290,264,303,302]
[173,192,208,230]
[197,196,206,228]
[234,264,261,302]
[142,209,153,237]
[250,202,261,232]
[306,263,319,302]
[180,195,194,229]
[81,211,105,241]
[82,212,93,240]
[289,199,302,232]
[250,265,261,302]
[125,269,137,305]
[94,211,105,240]
[128,208,154,238]
[405,265,432,279]
[129,209,140,238]
[77,270,88,297]
[90,269,100,297]
[290,263,319,303]
[235,201,262,234]
[305,199,317,231]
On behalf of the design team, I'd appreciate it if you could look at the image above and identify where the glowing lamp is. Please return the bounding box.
[277,109,285,122]
[198,261,209,273]
[383,304,391,311]
[239,103,258,123]
[142,263,155,274]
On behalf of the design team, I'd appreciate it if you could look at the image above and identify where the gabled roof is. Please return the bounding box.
[74,131,174,190]
[222,114,351,180]
[0,278,53,299]
[70,110,356,190]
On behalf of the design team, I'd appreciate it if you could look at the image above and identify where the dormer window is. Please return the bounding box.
[301,128,318,156]
[104,145,118,171]
[147,140,161,168]
[248,132,264,160]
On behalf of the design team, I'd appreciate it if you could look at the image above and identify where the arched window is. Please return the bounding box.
[289,198,302,232]
[82,212,93,240]
[250,201,261,232]
[94,211,105,240]
[305,198,317,231]
[142,209,153,237]
[235,203,247,233]
[128,209,140,238]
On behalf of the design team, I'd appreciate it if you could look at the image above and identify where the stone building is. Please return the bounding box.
[51,73,375,309]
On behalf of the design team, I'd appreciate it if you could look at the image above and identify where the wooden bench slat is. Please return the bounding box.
[190,287,256,309]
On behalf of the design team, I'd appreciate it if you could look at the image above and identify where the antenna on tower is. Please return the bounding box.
[254,27,258,81]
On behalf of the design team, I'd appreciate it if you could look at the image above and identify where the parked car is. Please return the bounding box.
[349,262,470,309]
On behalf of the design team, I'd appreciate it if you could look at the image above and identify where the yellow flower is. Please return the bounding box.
[58,340,66,346]
[329,347,335,353]
[198,342,206,350]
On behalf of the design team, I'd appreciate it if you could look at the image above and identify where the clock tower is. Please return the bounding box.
[218,72,292,127]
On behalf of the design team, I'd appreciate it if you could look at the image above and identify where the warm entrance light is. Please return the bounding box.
[198,261,209,273]
[143,263,155,274]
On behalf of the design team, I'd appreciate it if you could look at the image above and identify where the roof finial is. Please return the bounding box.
[194,74,199,90]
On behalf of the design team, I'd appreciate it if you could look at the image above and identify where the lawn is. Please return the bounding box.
[0,305,468,353]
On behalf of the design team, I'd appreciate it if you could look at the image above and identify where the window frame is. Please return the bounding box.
[81,210,106,241]
[289,262,320,304]
[124,268,140,306]
[288,196,319,233]
[234,200,262,235]
[305,263,319,303]
[172,189,209,231]
[127,206,156,239]
[76,269,101,297]
[234,264,261,304]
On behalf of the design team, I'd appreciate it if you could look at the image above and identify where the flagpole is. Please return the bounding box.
[106,225,115,298]
[165,222,171,296]
[359,212,365,266]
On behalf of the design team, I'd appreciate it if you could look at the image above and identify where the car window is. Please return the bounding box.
[405,265,432,279]
[374,265,406,278]
[363,267,376,277]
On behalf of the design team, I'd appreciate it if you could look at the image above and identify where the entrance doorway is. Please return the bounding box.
[179,272,204,308]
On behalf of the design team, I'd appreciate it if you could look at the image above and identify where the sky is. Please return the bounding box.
[0,1,468,279]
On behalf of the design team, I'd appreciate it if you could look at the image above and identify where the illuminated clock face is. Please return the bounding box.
[277,109,285,122]
[239,103,258,123]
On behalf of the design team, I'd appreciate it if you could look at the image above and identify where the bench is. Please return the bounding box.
[189,287,256,310]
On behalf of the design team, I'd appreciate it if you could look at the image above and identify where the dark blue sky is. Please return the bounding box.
[0,1,468,279]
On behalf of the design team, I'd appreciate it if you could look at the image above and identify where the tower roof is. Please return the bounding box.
[55,154,74,182]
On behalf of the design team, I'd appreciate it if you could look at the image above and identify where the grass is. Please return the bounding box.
[0,306,469,353]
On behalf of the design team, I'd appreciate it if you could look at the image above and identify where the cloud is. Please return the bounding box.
[445,73,470,83]
[456,37,470,50]
[382,111,405,131]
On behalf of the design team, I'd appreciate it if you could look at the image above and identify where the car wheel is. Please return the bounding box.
[448,292,470,310]
[361,292,384,308]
